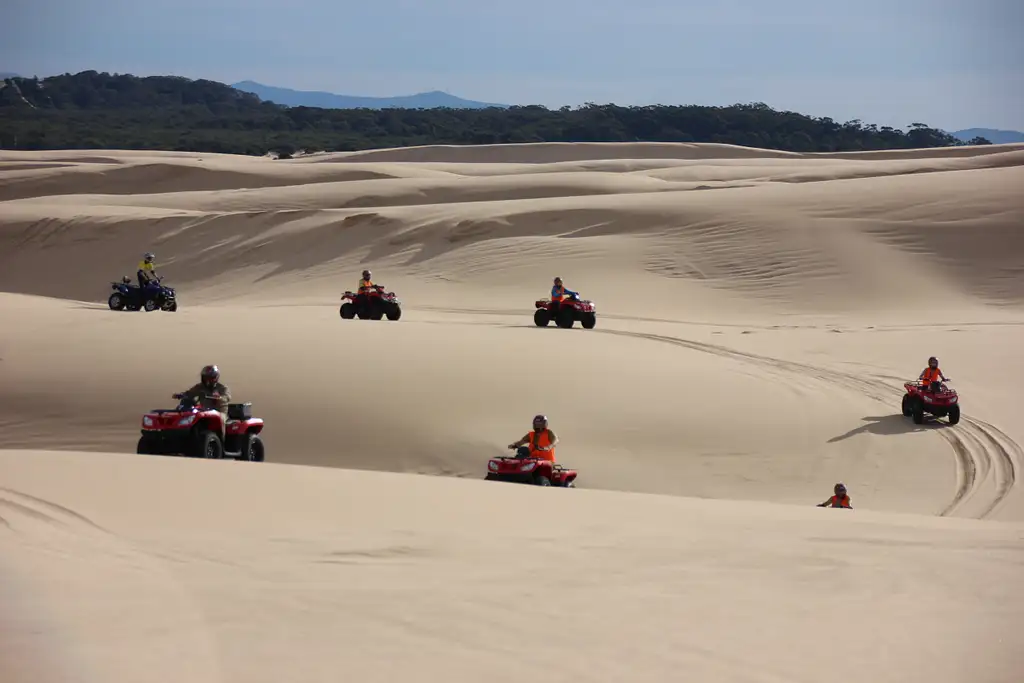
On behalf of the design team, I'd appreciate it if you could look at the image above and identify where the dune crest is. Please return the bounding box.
[2,142,1023,682]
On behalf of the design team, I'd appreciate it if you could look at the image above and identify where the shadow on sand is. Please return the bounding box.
[828,414,952,443]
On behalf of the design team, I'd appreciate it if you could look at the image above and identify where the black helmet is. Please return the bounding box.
[533,414,548,428]
[201,364,220,385]
[144,252,155,262]
[834,482,847,495]
[362,270,371,279]
[553,276,562,285]
[928,356,938,367]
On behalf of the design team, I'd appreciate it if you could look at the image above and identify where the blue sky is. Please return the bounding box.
[4,0,1022,130]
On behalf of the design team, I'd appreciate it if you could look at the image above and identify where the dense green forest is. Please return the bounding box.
[0,71,992,156]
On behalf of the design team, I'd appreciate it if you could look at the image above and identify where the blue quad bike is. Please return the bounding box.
[108,276,178,312]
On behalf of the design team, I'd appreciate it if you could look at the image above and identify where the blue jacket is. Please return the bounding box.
[552,284,578,299]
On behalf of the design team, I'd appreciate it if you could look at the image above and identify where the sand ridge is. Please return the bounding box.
[2,141,1024,682]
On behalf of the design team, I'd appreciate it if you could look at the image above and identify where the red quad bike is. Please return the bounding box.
[486,446,578,487]
[534,293,597,329]
[902,379,960,425]
[137,394,266,460]
[340,285,402,321]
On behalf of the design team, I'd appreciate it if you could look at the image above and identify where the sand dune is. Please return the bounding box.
[2,141,1023,682]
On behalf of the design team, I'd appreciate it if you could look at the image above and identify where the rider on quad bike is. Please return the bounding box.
[816,483,853,509]
[137,252,161,289]
[174,365,231,436]
[551,277,579,307]
[507,414,559,463]
[359,270,375,293]
[919,356,947,387]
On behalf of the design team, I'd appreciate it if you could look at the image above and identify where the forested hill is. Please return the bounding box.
[0,70,991,156]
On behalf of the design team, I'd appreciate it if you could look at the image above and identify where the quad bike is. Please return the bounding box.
[137,394,266,460]
[485,446,578,487]
[108,276,178,312]
[901,379,960,425]
[534,293,596,329]
[340,284,402,321]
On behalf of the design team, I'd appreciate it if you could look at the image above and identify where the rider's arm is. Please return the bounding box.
[509,433,529,448]
[543,429,559,450]
[214,384,231,410]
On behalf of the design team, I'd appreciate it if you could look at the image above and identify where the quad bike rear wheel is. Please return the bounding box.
[534,475,551,487]
[534,309,550,327]
[340,302,356,319]
[108,293,125,311]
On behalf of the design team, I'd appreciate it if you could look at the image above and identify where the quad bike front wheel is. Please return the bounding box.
[385,304,402,321]
[556,307,575,329]
[137,435,156,455]
[580,312,596,329]
[901,393,914,417]
[191,430,224,459]
[911,399,925,425]
[144,298,159,312]
[947,405,961,425]
[238,434,265,462]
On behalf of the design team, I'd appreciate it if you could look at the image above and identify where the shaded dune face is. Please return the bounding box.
[0,141,1022,521]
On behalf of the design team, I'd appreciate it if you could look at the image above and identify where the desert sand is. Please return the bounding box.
[1,141,1023,682]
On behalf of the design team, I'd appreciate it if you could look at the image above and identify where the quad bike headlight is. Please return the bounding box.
[488,461,498,471]
[143,416,154,427]
[520,462,536,472]
[177,415,197,427]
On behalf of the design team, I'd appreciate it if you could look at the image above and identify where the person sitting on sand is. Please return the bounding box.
[919,356,947,388]
[508,414,559,463]
[817,483,852,509]
[551,277,579,305]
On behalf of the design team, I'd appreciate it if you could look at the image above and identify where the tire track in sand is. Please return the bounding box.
[592,328,1020,519]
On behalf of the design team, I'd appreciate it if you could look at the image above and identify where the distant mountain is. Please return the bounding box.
[951,128,1024,144]
[0,72,22,79]
[231,80,507,110]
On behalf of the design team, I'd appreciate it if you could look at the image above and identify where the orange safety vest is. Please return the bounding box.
[922,367,941,383]
[828,495,851,508]
[552,285,564,302]
[526,429,556,461]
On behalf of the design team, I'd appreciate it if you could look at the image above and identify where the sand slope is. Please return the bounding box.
[2,450,1023,683]
[2,142,1024,681]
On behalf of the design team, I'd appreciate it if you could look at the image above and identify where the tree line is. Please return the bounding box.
[0,71,992,157]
